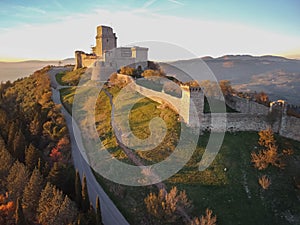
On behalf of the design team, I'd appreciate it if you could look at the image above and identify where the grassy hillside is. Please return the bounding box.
[59,69,300,225]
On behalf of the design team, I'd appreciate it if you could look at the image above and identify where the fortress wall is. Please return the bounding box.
[114,74,300,142]
[279,115,300,141]
[226,95,269,115]
[201,113,270,132]
[133,82,183,115]
[82,55,98,68]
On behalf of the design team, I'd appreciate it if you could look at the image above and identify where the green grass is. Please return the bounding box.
[56,67,90,86]
[59,76,300,225]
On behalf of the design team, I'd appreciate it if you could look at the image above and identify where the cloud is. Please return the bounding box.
[15,6,46,14]
[167,0,184,6]
[142,0,157,9]
[0,8,299,60]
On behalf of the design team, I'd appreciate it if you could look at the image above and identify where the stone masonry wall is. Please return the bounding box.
[114,74,300,142]
[226,95,269,115]
[279,115,300,141]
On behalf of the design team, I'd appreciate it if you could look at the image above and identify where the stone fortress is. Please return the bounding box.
[74,25,148,80]
[75,25,300,142]
[115,73,300,142]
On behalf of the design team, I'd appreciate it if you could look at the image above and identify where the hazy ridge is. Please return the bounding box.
[1,55,299,105]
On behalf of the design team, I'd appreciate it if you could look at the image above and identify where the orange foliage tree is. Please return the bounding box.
[0,193,15,225]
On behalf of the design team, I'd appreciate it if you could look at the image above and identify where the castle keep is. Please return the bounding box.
[74,25,148,79]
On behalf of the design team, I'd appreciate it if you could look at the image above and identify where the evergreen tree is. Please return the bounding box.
[7,161,30,200]
[25,144,40,171]
[37,182,54,224]
[0,137,13,181]
[53,195,77,225]
[12,129,26,161]
[15,197,26,225]
[7,121,18,148]
[95,195,103,225]
[81,174,90,212]
[29,110,42,137]
[47,162,62,187]
[22,168,44,220]
[75,170,82,209]
[38,182,77,225]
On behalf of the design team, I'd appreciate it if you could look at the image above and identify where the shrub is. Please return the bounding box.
[258,175,271,190]
[189,208,217,225]
[144,186,191,222]
[258,128,275,148]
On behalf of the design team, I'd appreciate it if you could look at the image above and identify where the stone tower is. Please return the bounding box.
[94,26,117,57]
[181,85,204,126]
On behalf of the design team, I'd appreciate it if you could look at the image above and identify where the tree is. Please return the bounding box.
[255,91,269,106]
[49,147,63,163]
[0,193,14,225]
[25,144,40,171]
[252,128,285,170]
[15,197,26,225]
[22,168,44,220]
[75,170,82,209]
[258,175,271,190]
[0,138,13,182]
[120,66,136,76]
[12,129,26,161]
[95,196,103,225]
[7,161,30,200]
[47,162,63,187]
[38,182,77,225]
[258,128,275,148]
[144,186,191,222]
[7,121,18,149]
[81,174,90,212]
[53,195,77,225]
[29,111,43,137]
[190,208,217,225]
[219,80,234,96]
[142,69,161,78]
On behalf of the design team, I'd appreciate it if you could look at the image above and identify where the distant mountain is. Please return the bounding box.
[0,58,75,82]
[169,55,300,105]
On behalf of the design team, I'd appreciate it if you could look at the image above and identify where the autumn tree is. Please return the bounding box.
[189,208,217,225]
[255,91,269,106]
[252,128,285,170]
[142,69,162,78]
[219,80,234,96]
[144,186,191,222]
[49,147,63,163]
[0,193,14,225]
[120,66,136,76]
[258,175,271,190]
[22,168,44,220]
[258,128,275,148]
[7,161,30,200]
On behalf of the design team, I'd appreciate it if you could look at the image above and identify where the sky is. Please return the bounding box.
[0,0,300,61]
